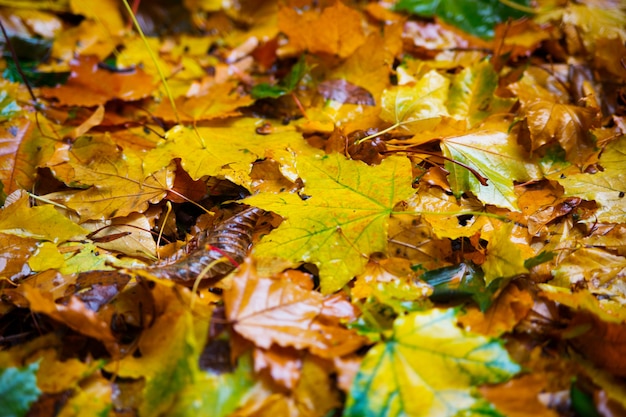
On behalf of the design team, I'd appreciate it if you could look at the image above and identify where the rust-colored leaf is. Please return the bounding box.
[39,56,155,106]
[223,258,367,358]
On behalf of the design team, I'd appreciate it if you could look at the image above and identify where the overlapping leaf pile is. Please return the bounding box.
[0,0,625,416]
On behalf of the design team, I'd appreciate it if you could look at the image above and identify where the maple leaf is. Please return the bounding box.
[223,259,366,356]
[143,118,317,189]
[441,128,541,210]
[245,153,415,293]
[553,136,626,223]
[380,70,450,134]
[154,80,255,122]
[43,135,174,221]
[344,308,520,417]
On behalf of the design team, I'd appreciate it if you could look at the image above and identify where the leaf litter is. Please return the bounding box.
[0,0,625,416]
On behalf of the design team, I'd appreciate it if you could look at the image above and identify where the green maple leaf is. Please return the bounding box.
[345,308,520,417]
[441,130,541,210]
[553,136,626,223]
[245,153,414,293]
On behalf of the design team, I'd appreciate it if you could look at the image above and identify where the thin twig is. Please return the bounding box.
[0,19,38,103]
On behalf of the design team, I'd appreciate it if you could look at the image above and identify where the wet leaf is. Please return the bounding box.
[344,308,520,417]
[246,153,414,293]
[318,79,375,106]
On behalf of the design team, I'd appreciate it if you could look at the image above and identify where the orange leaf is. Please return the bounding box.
[21,283,117,345]
[39,56,155,106]
[278,2,366,58]
[459,283,534,337]
[479,373,561,417]
[224,258,366,358]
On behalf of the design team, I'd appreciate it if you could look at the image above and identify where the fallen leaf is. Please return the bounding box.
[553,136,626,223]
[0,190,86,242]
[0,362,41,417]
[43,135,174,221]
[459,283,534,337]
[524,100,600,165]
[344,308,520,417]
[447,60,514,128]
[441,128,542,210]
[380,69,450,133]
[223,258,366,357]
[21,284,117,345]
[482,222,530,285]
[278,2,366,58]
[318,79,375,106]
[39,56,155,106]
[245,153,414,293]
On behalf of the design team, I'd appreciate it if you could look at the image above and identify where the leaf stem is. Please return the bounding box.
[28,193,70,210]
[384,148,489,186]
[121,0,180,125]
[355,122,401,145]
[497,0,537,14]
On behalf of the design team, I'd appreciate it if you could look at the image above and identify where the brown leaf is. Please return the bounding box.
[39,56,155,106]
[317,79,375,105]
[21,283,117,345]
[524,100,600,165]
[223,258,366,358]
[479,372,561,417]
